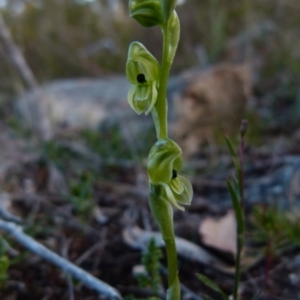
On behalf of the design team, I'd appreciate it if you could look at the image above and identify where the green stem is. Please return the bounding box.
[149,185,180,299]
[164,237,178,285]
[154,24,172,139]
[234,120,247,300]
[233,231,243,300]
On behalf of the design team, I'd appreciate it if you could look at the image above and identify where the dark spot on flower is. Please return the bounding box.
[137,73,147,84]
[172,169,177,179]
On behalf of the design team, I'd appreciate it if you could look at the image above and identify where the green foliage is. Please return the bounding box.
[68,172,94,217]
[226,179,244,234]
[42,141,81,169]
[7,116,32,138]
[82,124,132,160]
[124,239,162,300]
[0,0,299,88]
[0,238,10,287]
[197,135,246,300]
[137,239,162,295]
[196,273,229,300]
[225,136,245,300]
[224,136,239,171]
[206,0,228,62]
[250,205,300,251]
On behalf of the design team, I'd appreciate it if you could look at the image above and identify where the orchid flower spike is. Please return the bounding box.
[148,138,193,210]
[126,42,160,115]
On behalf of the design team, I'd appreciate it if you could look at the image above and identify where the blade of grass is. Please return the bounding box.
[196,273,229,300]
[224,136,239,172]
[226,179,243,233]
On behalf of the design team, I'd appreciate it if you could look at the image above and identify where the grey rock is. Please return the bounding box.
[16,64,250,157]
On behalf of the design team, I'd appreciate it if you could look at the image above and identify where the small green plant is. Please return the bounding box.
[82,124,132,160]
[0,238,10,288]
[250,205,300,249]
[137,239,162,297]
[42,141,81,169]
[197,120,248,300]
[7,116,32,138]
[249,204,300,285]
[125,239,162,300]
[68,172,94,218]
[126,1,193,299]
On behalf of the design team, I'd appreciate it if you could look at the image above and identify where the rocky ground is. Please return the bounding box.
[0,67,300,300]
[0,125,299,300]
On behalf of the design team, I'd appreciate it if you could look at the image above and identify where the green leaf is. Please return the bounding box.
[196,273,230,300]
[226,179,244,234]
[224,136,240,172]
[224,136,237,160]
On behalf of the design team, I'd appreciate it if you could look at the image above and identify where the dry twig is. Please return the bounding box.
[0,14,52,140]
[0,220,121,299]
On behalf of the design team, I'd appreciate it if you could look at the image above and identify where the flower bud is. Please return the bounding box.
[129,0,164,27]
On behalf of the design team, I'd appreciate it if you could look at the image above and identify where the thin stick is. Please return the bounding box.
[0,13,52,141]
[0,14,38,89]
[0,220,121,299]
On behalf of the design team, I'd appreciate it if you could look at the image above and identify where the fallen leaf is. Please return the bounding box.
[199,209,237,256]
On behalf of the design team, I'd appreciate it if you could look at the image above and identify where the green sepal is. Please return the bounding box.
[147,138,182,185]
[127,42,160,83]
[129,0,164,27]
[170,175,193,205]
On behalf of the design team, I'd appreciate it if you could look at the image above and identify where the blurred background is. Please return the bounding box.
[0,0,299,95]
[1,2,300,299]
[1,0,300,151]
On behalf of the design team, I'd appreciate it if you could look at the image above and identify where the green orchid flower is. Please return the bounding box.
[126,42,160,115]
[147,138,193,210]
